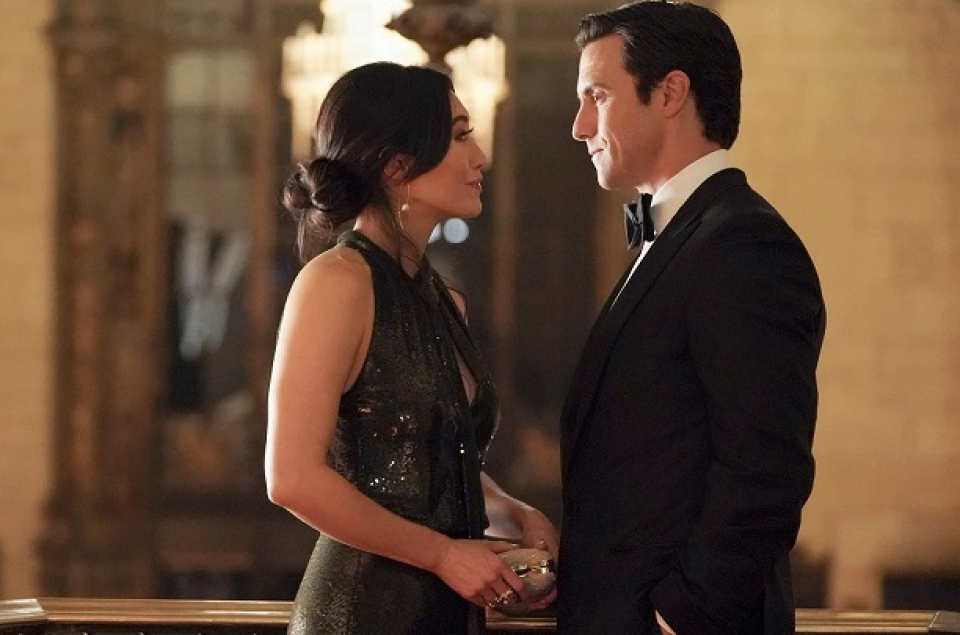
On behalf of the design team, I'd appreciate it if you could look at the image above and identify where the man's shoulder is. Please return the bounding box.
[697,174,794,236]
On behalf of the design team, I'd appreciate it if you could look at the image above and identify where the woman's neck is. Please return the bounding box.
[353,213,430,278]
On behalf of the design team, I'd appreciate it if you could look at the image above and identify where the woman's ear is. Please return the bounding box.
[384,154,412,185]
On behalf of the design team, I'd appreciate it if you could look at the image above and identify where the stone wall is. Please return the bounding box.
[0,0,55,600]
[723,0,960,608]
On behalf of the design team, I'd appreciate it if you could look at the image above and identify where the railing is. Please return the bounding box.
[1,598,959,634]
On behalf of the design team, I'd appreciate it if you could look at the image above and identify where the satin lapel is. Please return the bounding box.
[562,169,747,468]
[560,255,640,470]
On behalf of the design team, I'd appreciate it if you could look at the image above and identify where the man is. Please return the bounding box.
[558,3,826,635]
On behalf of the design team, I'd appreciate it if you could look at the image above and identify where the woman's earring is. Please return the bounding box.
[400,184,411,213]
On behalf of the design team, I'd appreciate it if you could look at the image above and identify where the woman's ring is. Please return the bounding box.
[494,588,517,605]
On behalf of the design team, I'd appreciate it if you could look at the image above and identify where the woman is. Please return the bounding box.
[265,62,558,635]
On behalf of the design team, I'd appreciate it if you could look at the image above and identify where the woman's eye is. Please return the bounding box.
[456,127,475,141]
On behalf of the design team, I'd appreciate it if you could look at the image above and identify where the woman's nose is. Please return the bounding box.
[473,142,488,170]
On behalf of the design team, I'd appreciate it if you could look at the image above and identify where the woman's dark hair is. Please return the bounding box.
[282,62,454,262]
[576,1,742,149]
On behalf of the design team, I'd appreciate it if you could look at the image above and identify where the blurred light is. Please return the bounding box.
[442,219,470,244]
[282,0,507,162]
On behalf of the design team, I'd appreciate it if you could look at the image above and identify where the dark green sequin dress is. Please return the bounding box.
[287,230,500,635]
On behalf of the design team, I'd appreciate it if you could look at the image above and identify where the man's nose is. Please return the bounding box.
[571,104,593,141]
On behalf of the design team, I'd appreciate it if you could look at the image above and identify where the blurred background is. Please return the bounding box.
[1,0,959,612]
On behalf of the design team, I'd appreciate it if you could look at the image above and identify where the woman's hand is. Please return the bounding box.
[432,538,530,608]
[478,473,560,610]
[517,506,560,610]
[517,506,559,561]
[480,472,559,560]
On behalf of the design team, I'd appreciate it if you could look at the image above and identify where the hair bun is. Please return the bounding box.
[308,187,328,211]
[282,157,371,227]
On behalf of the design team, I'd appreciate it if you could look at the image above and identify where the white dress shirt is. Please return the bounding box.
[612,149,735,306]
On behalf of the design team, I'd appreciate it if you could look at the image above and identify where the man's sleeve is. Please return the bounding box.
[650,212,826,635]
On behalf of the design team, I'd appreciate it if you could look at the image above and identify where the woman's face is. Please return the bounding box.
[405,93,487,223]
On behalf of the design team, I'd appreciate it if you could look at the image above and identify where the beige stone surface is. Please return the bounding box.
[723,0,960,608]
[0,0,55,600]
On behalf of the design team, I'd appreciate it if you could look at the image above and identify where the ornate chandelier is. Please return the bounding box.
[282,0,508,163]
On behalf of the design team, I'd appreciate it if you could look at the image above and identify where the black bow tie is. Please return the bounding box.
[624,193,656,250]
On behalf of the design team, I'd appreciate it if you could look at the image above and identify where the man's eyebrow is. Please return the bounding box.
[578,82,608,97]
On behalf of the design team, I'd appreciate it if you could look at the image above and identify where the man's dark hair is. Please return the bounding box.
[576,1,742,148]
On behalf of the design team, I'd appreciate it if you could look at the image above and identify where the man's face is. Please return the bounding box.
[572,34,664,193]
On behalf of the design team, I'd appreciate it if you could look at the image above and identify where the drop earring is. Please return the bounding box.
[400,184,411,213]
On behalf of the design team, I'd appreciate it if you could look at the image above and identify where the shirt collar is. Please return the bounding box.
[648,149,734,234]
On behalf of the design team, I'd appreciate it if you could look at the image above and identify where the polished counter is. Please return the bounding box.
[2,598,960,634]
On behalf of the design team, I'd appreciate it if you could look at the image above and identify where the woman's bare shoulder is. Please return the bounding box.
[285,244,372,312]
[298,244,368,286]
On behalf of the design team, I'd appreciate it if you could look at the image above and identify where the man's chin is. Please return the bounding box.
[596,174,633,193]
[596,173,615,190]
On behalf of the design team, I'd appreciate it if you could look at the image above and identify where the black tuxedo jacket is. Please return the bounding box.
[557,169,826,635]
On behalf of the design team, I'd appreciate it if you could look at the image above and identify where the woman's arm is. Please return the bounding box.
[481,472,558,559]
[481,472,559,608]
[445,284,560,559]
[264,248,523,607]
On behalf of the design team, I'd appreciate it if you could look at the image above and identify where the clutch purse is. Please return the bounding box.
[496,547,556,613]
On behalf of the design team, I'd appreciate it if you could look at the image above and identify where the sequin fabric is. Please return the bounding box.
[288,230,500,635]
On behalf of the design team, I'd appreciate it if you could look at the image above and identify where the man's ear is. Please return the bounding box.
[385,154,412,185]
[659,70,691,119]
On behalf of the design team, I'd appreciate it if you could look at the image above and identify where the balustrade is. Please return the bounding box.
[2,599,960,635]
